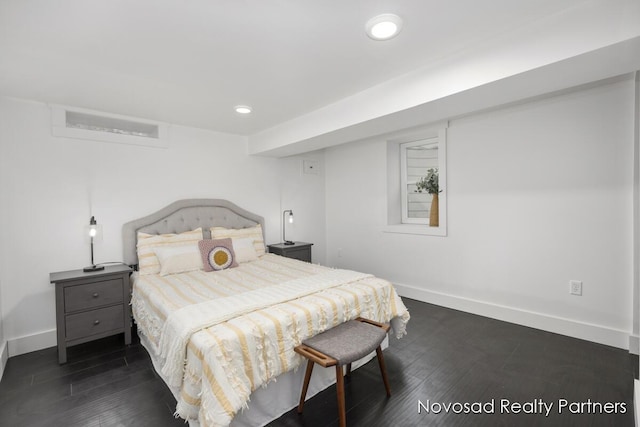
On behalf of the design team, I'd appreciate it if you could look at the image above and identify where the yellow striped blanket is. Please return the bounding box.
[131,254,410,427]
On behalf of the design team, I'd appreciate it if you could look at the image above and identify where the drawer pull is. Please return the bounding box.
[94,320,100,325]
[92,293,99,298]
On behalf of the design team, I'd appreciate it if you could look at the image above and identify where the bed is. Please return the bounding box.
[123,199,410,427]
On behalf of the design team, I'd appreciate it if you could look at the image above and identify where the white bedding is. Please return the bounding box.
[131,254,410,427]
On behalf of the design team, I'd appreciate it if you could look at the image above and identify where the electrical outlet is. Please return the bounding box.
[337,248,343,258]
[569,280,582,296]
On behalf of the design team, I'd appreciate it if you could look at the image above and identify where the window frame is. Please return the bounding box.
[385,126,447,237]
[400,137,440,224]
[50,104,169,149]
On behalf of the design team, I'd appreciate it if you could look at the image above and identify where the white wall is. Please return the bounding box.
[0,100,9,375]
[276,153,326,265]
[0,96,325,356]
[325,77,635,349]
[633,71,640,417]
[0,276,6,380]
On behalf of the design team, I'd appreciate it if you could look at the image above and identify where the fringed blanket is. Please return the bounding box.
[131,254,410,427]
[158,269,372,387]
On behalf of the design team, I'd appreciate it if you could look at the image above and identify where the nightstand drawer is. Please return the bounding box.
[285,248,311,262]
[65,305,124,341]
[64,279,123,313]
[267,242,313,263]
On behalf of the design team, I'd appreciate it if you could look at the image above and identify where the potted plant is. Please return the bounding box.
[416,168,441,227]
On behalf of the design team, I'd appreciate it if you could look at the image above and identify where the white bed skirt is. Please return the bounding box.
[139,331,387,427]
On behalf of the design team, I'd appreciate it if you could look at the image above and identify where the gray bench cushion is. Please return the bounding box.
[302,320,387,365]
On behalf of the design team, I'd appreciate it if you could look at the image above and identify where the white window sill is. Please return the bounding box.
[383,224,447,237]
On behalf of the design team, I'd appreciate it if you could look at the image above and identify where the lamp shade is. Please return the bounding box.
[84,216,104,272]
[283,210,294,245]
[85,216,103,243]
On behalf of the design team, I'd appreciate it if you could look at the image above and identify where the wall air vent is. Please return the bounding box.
[51,105,168,148]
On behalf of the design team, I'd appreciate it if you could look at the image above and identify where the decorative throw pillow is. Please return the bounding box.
[232,237,259,263]
[154,244,203,276]
[210,224,266,256]
[137,228,203,275]
[198,238,239,272]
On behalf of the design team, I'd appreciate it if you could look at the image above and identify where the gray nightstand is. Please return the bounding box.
[50,264,132,364]
[267,242,313,263]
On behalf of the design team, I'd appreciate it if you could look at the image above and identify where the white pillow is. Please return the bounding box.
[210,224,266,256]
[154,244,203,276]
[232,237,259,263]
[137,228,203,275]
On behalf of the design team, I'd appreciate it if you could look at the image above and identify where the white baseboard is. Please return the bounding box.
[7,328,56,358]
[0,339,8,381]
[395,282,630,350]
[630,335,640,355]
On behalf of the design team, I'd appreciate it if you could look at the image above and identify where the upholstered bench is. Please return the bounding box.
[294,317,391,427]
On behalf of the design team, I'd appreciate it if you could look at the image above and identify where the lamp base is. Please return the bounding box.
[83,264,105,272]
[284,241,295,245]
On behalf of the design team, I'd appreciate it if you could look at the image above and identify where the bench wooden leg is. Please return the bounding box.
[295,319,391,426]
[336,365,346,427]
[298,360,315,413]
[376,346,391,397]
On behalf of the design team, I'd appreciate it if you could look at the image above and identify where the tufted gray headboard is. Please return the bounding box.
[122,199,265,266]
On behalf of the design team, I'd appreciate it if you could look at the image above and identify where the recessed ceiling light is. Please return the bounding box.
[234,105,252,114]
[366,14,402,41]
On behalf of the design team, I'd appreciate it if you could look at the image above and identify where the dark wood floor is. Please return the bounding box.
[0,298,636,426]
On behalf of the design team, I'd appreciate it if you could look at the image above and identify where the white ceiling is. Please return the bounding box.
[1,0,639,153]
